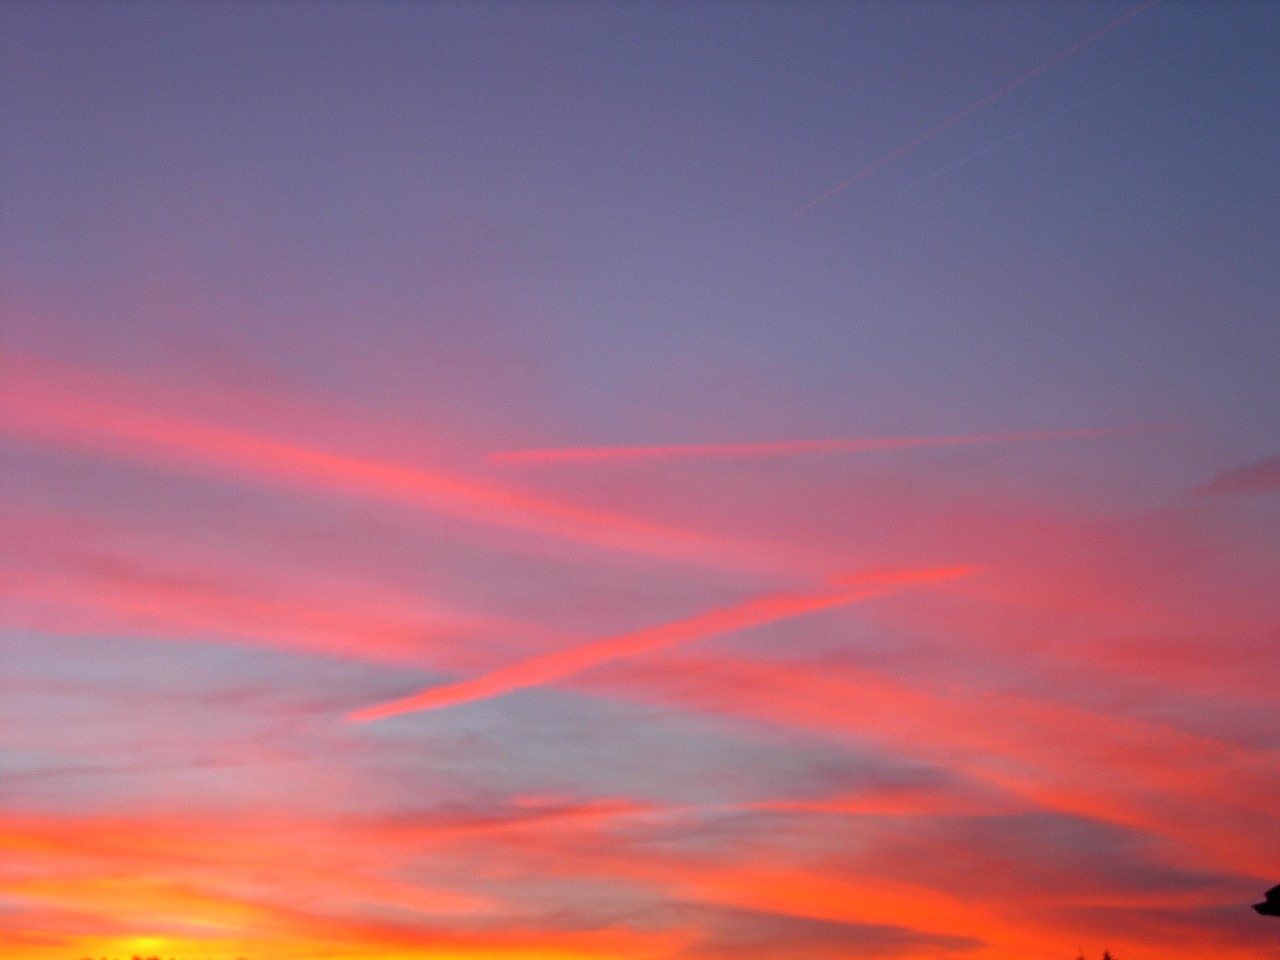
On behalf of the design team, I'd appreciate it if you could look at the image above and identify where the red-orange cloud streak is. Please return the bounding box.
[348,565,975,721]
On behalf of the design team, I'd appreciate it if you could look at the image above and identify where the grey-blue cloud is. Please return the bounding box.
[1195,456,1280,496]
[676,903,982,959]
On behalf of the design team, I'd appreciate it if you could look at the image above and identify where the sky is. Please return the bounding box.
[1,1,1278,959]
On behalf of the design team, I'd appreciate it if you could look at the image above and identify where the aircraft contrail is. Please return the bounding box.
[488,425,1154,466]
[347,565,975,721]
[903,73,1142,193]
[791,0,1162,217]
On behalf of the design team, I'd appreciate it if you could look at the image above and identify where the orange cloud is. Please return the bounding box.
[0,809,679,960]
[347,565,975,721]
[2,786,1261,960]
[456,803,1081,960]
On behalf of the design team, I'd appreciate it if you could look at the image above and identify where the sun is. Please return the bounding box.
[124,936,169,952]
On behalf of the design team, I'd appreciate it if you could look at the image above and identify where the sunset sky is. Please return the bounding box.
[2,2,1279,959]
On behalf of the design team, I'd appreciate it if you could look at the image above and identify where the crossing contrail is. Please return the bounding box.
[488,425,1155,466]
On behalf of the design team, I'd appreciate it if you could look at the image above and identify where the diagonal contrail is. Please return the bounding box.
[791,0,1162,218]
[903,72,1144,193]
[347,564,975,721]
